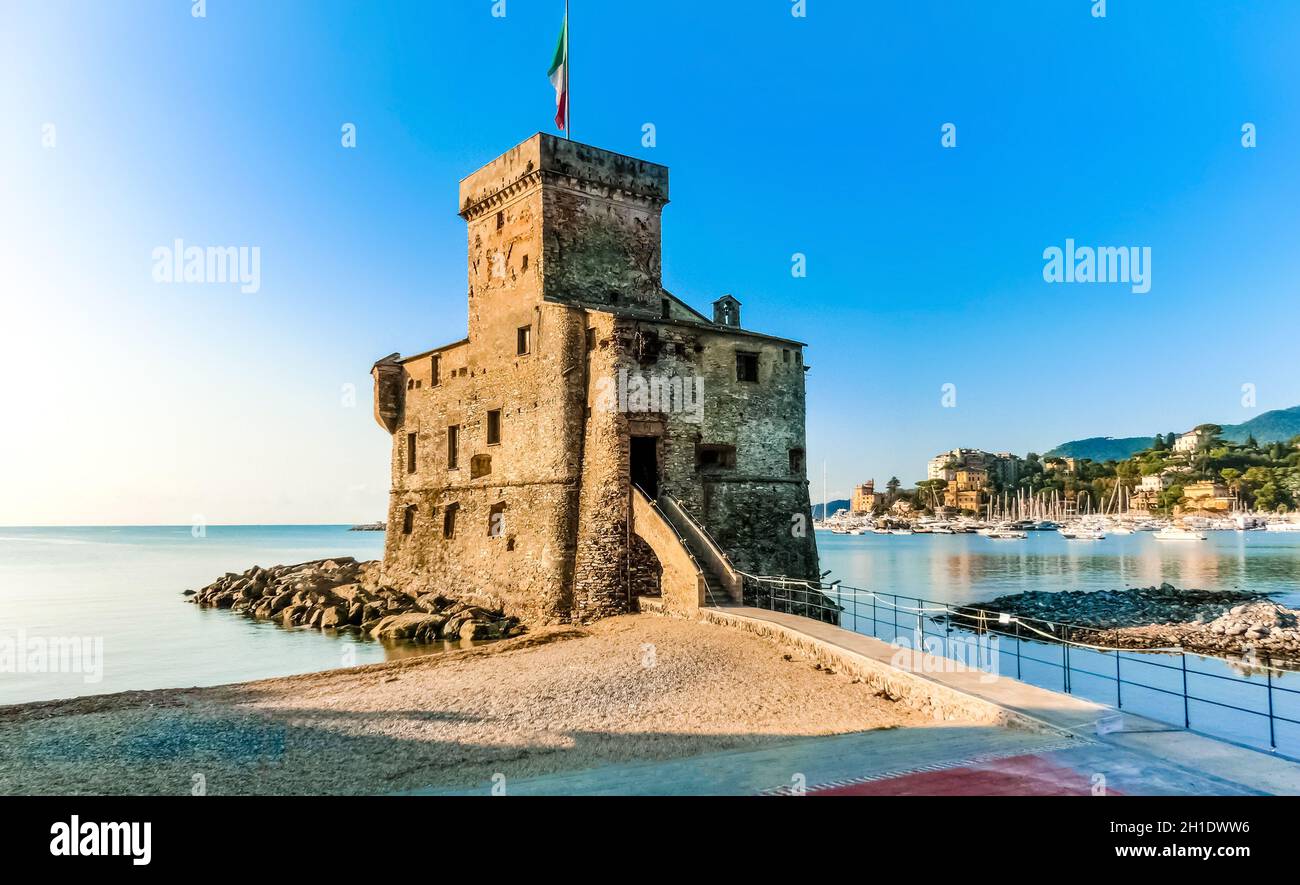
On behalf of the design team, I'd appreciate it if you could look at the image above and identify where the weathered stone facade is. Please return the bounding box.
[373,134,819,624]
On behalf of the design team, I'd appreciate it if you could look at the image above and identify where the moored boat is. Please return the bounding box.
[1154,527,1208,541]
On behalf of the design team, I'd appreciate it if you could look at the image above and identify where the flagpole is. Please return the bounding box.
[565,0,571,140]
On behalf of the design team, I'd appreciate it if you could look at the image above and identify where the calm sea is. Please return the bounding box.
[818,529,1300,608]
[0,526,407,706]
[3,524,1299,741]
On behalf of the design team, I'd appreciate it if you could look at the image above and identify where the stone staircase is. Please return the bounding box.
[629,486,743,611]
[656,494,743,607]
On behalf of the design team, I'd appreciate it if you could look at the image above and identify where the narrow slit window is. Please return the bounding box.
[488,502,507,538]
[443,503,459,539]
[431,355,440,387]
[516,325,532,356]
[486,410,502,445]
[406,433,417,473]
[447,425,460,469]
[402,505,417,535]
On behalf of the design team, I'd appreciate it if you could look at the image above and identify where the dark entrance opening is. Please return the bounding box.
[630,436,659,499]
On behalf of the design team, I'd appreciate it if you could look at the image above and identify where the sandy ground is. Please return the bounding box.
[0,615,945,796]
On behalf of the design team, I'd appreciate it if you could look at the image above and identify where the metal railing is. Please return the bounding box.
[744,574,1300,755]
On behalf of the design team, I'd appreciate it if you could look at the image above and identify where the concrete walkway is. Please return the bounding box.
[707,606,1300,795]
[412,606,1300,796]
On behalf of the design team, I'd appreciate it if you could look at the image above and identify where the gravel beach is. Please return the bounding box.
[0,614,941,795]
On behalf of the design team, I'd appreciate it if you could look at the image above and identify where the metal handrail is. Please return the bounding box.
[749,574,1300,754]
[659,493,742,601]
[661,494,741,575]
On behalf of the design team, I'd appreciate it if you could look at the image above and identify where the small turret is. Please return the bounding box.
[371,353,403,433]
[712,294,741,327]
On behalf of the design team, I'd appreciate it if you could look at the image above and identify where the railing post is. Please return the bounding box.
[1180,651,1190,729]
[1115,647,1123,709]
[1061,625,1069,693]
[916,597,923,649]
[943,604,949,660]
[1266,656,1276,750]
[892,592,898,644]
[1015,619,1022,680]
[871,593,877,639]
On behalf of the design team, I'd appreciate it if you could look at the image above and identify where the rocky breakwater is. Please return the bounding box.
[958,584,1300,663]
[186,558,523,643]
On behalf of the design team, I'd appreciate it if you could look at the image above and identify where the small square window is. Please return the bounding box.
[696,444,737,471]
[486,410,501,446]
[517,325,532,356]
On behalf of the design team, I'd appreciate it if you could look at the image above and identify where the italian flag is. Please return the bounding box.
[548,12,568,131]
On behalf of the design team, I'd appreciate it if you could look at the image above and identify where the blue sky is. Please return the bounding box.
[3,0,1299,523]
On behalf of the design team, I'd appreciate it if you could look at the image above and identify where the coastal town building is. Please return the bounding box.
[851,480,884,515]
[1181,481,1235,513]
[927,448,1021,490]
[371,134,819,624]
[1174,428,1211,453]
[991,452,1023,486]
[944,467,989,512]
[1129,474,1173,513]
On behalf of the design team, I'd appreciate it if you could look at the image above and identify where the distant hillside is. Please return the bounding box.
[1222,406,1300,445]
[1045,436,1154,462]
[812,500,850,520]
[1045,406,1300,462]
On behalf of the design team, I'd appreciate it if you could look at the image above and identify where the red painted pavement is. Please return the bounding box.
[810,754,1123,796]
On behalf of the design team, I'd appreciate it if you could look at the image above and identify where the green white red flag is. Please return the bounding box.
[548,11,568,132]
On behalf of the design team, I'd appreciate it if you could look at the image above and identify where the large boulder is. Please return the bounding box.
[371,613,446,642]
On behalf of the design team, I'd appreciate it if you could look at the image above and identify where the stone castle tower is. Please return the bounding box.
[372,134,819,624]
